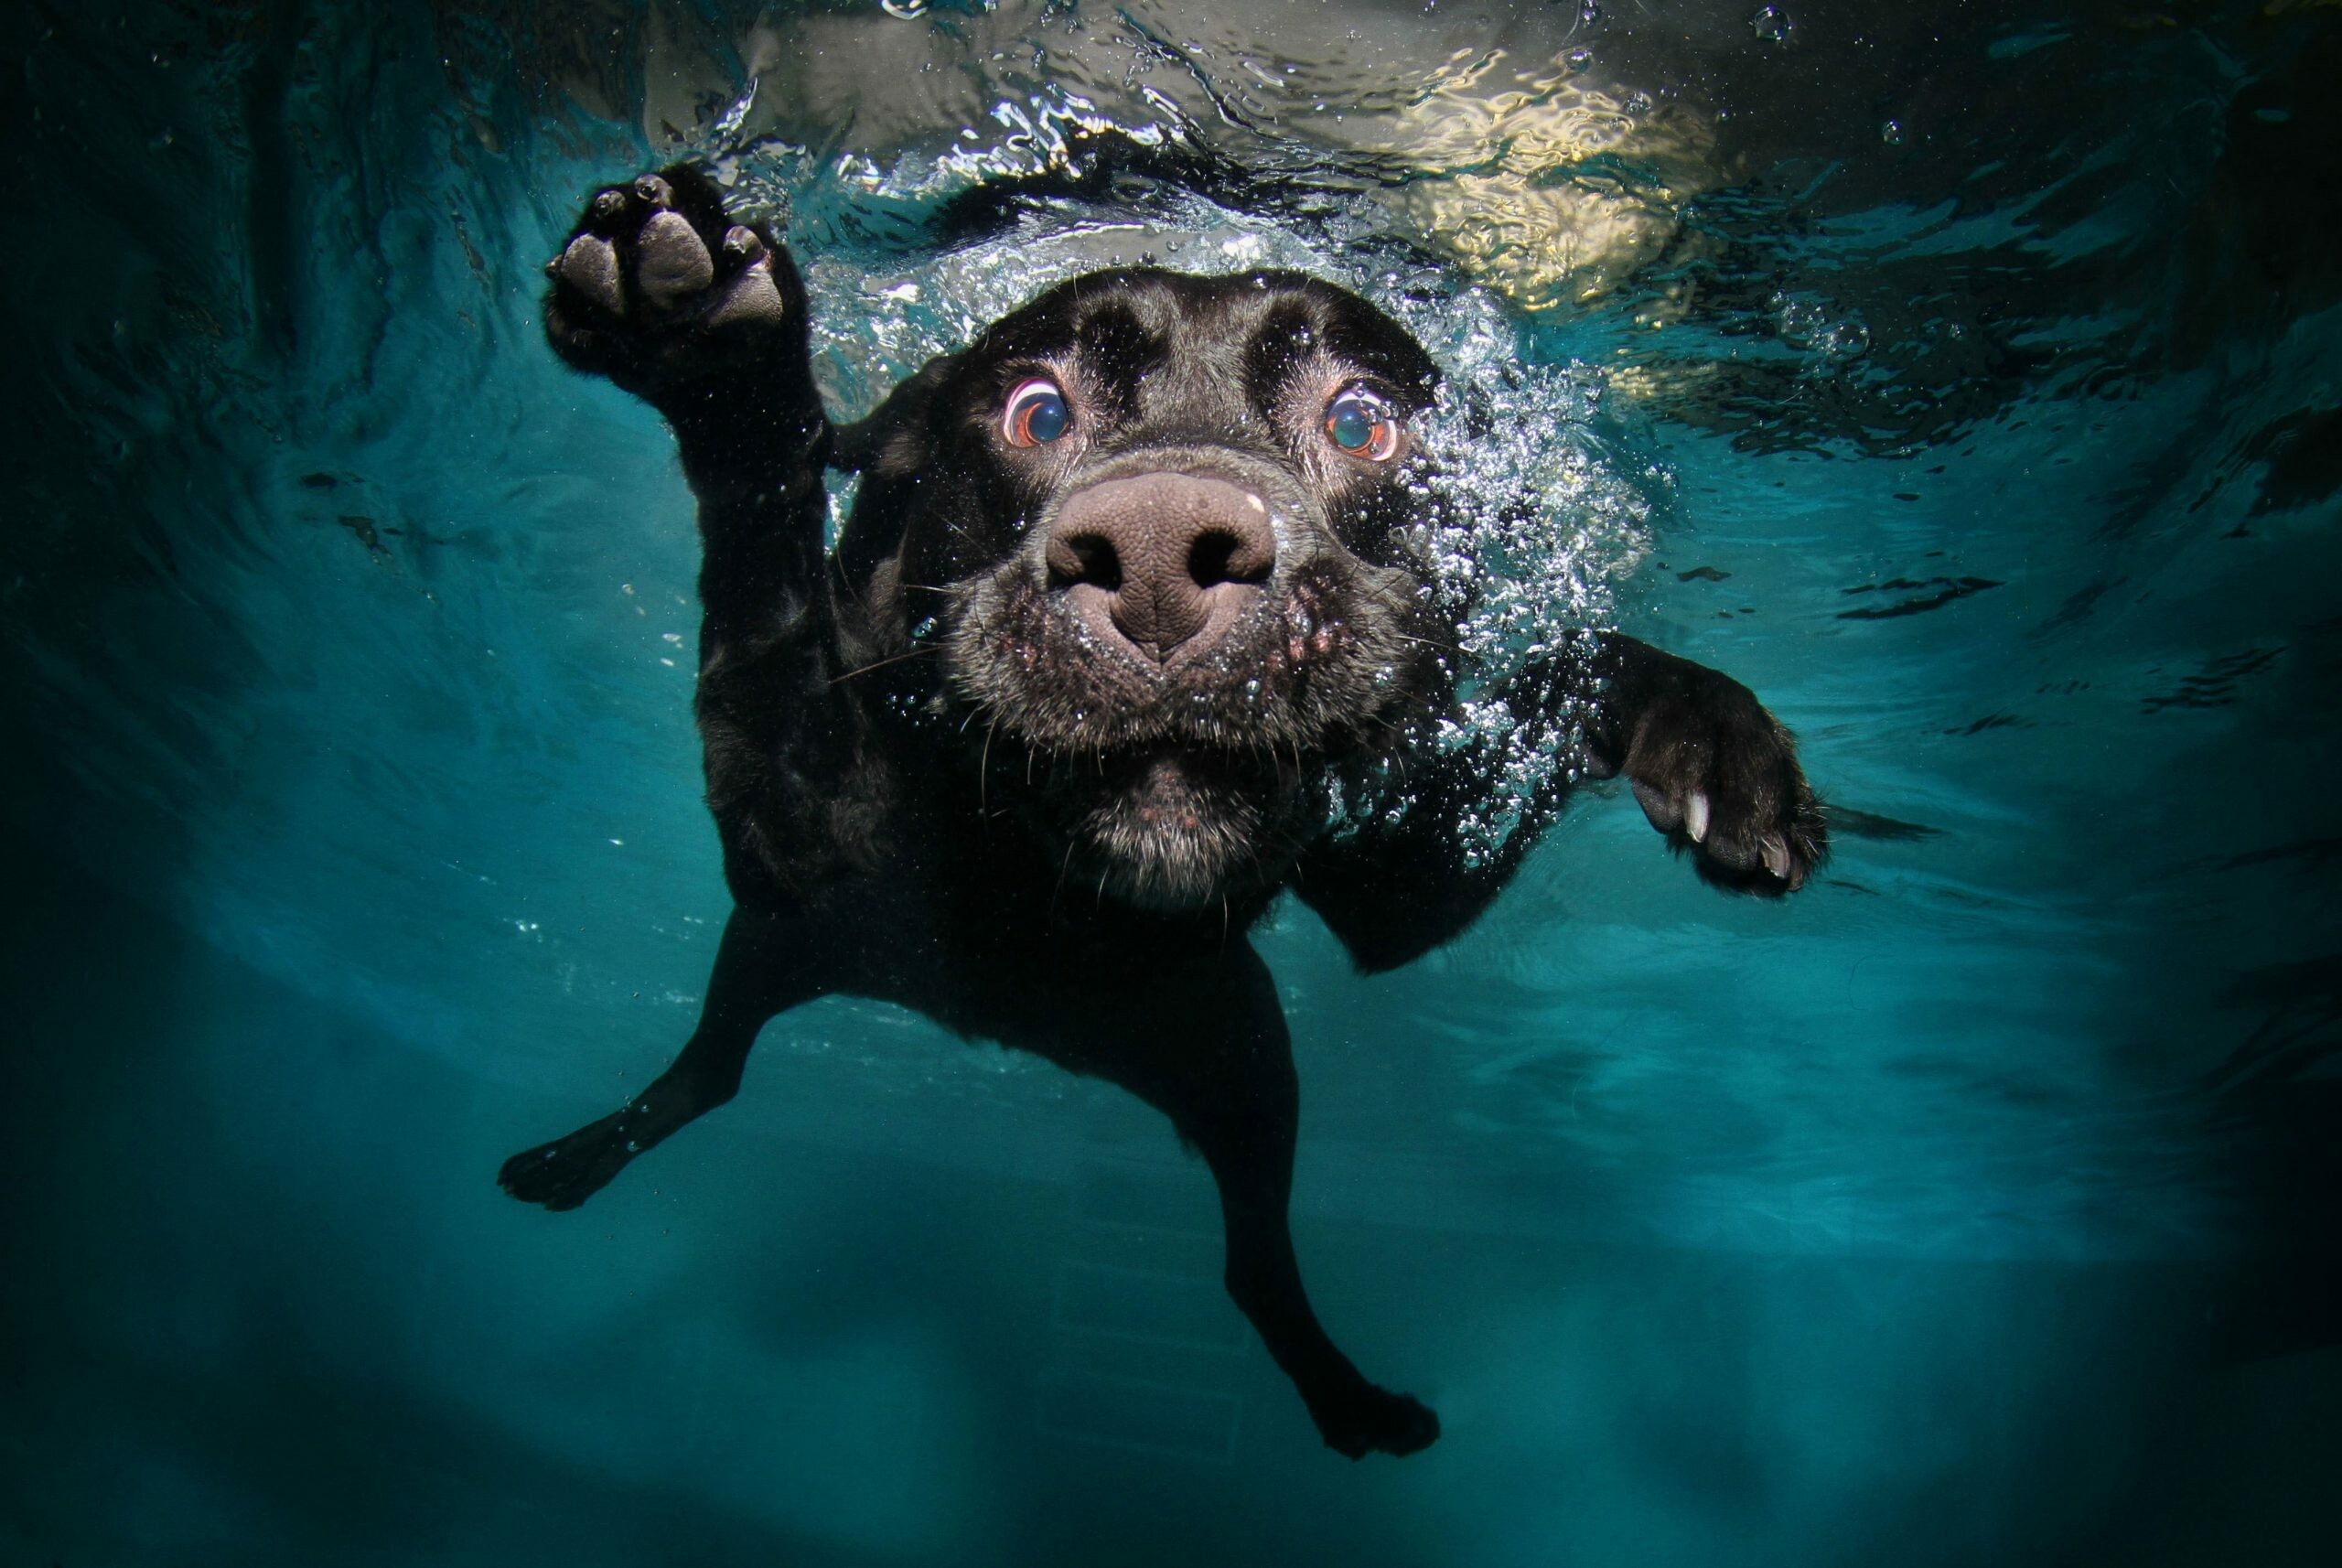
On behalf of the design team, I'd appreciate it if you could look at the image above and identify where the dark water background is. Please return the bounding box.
[4,1,2339,1563]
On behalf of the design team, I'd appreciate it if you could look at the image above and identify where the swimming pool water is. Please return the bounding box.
[4,2,2337,1563]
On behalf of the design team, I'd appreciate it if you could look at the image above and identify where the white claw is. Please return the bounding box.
[1761,833,1790,879]
[1685,790,1710,843]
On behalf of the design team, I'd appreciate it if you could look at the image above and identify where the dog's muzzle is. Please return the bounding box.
[1043,472,1279,666]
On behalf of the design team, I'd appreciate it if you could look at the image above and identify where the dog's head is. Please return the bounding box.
[843,269,1451,911]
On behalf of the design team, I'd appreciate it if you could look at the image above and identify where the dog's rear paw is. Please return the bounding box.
[497,1111,640,1211]
[542,165,800,402]
[1313,1382,1442,1459]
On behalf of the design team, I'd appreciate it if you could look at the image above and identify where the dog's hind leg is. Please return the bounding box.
[1112,942,1441,1459]
[498,907,819,1211]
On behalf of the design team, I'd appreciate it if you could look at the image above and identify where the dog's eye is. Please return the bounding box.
[1002,378,1071,447]
[1324,387,1402,461]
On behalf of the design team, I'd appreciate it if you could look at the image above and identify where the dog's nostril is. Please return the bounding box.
[1188,530,1273,590]
[1048,532,1123,592]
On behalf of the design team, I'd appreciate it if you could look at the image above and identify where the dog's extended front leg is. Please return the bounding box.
[541,164,833,650]
[499,906,819,1210]
[1123,943,1440,1459]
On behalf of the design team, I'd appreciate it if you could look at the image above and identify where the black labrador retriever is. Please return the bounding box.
[500,166,1824,1458]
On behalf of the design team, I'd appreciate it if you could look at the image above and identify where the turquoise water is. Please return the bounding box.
[4,1,2337,1562]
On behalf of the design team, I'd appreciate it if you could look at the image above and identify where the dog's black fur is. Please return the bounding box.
[500,166,1825,1458]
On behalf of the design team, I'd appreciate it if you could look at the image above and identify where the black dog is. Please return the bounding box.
[500,166,1824,1459]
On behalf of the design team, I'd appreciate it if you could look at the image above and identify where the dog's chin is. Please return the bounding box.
[1066,748,1277,914]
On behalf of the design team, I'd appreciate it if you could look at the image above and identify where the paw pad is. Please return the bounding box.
[635,211,714,308]
[557,232,624,316]
[542,166,797,395]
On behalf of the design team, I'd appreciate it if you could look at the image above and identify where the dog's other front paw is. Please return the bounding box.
[1310,1380,1442,1459]
[542,165,801,404]
[1607,661,1826,893]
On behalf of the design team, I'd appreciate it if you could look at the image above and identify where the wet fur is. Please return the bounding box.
[502,166,1825,1459]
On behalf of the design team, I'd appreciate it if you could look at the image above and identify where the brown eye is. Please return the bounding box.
[1324,386,1402,461]
[1003,378,1071,447]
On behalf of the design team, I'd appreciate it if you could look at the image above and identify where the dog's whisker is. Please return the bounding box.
[1049,837,1077,918]
[979,715,998,814]
[828,645,934,684]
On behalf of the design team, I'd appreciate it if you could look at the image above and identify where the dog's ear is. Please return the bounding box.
[831,351,962,475]
[832,351,965,599]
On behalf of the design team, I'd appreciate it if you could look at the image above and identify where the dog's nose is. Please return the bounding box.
[1045,474,1277,663]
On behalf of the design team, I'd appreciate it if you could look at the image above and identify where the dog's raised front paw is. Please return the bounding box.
[542,165,800,403]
